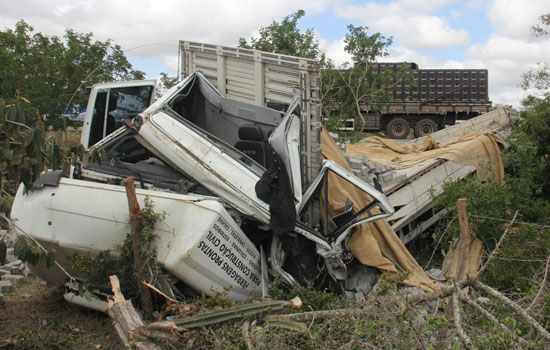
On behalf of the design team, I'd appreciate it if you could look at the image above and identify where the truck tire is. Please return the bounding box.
[386,118,410,139]
[414,119,438,137]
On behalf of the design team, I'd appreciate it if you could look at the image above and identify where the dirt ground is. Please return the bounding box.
[0,277,122,349]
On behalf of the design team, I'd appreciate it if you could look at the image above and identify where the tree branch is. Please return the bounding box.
[472,279,550,342]
[527,252,550,311]
[452,288,473,348]
[478,210,519,276]
[4,119,33,130]
[107,275,161,350]
[460,293,528,345]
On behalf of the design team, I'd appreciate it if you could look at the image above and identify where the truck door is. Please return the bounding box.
[86,85,155,148]
[268,94,302,204]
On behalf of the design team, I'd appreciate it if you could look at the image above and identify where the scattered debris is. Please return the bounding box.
[0,229,28,295]
[106,274,304,348]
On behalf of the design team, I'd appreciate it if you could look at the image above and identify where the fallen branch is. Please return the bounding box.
[275,280,479,322]
[135,297,303,344]
[527,252,550,311]
[107,275,161,350]
[460,293,528,346]
[472,279,550,342]
[142,280,177,303]
[242,320,254,350]
[477,210,519,276]
[452,288,472,348]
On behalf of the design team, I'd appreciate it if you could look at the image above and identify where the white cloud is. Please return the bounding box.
[462,34,550,107]
[486,0,550,38]
[0,0,338,72]
[335,0,470,50]
[319,38,351,67]
[398,0,456,13]
[380,46,440,67]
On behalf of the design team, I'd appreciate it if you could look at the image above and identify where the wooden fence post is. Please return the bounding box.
[125,177,154,320]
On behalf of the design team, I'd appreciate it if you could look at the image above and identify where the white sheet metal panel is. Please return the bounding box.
[10,178,262,301]
[412,107,510,145]
[388,161,475,229]
[137,111,271,224]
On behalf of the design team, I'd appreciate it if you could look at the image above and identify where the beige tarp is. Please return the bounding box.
[321,127,437,291]
[322,128,505,291]
[346,132,505,184]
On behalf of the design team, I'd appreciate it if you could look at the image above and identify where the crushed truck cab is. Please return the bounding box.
[11,55,394,310]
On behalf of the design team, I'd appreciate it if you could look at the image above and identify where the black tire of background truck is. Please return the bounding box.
[414,118,438,138]
[386,117,410,139]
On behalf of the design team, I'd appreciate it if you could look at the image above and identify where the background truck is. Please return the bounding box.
[353,62,491,138]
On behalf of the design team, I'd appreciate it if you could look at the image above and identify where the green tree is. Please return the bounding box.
[160,72,178,90]
[431,11,550,296]
[522,13,550,97]
[0,91,81,209]
[0,20,145,129]
[238,10,321,59]
[515,13,550,204]
[336,25,412,131]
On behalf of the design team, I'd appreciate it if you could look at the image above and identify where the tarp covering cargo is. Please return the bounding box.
[321,127,437,291]
[346,132,505,184]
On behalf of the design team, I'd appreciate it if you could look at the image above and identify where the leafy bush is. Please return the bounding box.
[431,98,550,295]
[71,196,164,303]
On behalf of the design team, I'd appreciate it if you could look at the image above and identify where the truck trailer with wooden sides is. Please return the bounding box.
[352,62,492,138]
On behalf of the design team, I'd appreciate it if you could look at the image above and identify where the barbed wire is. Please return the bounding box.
[478,255,549,263]
[468,214,550,228]
[424,214,457,270]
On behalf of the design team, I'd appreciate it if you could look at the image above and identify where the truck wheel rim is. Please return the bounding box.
[419,124,434,135]
[392,123,406,137]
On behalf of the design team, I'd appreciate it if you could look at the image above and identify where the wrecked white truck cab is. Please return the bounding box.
[11,70,394,308]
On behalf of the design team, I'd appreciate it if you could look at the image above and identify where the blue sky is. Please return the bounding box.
[1,0,549,107]
[296,5,495,63]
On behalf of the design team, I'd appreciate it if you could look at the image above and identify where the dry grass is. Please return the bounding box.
[0,277,121,349]
[46,130,81,148]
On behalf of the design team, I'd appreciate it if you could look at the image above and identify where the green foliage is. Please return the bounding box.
[160,72,178,90]
[432,174,550,293]
[0,194,13,224]
[322,114,344,133]
[0,20,145,128]
[13,236,56,268]
[0,238,6,265]
[0,94,83,197]
[137,196,165,258]
[373,271,411,296]
[322,25,413,129]
[269,277,351,311]
[238,10,321,60]
[195,287,235,311]
[431,99,550,293]
[523,13,550,97]
[506,97,550,209]
[71,196,164,302]
[344,24,392,64]
[432,176,514,249]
